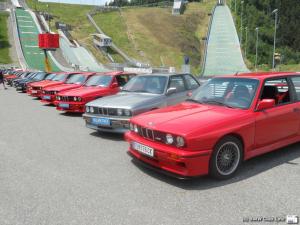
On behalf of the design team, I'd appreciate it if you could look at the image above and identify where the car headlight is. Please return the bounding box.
[42,91,46,94]
[57,96,61,100]
[117,108,123,116]
[54,91,58,95]
[130,123,134,131]
[90,107,94,113]
[74,97,77,101]
[78,97,82,102]
[124,109,131,117]
[86,106,90,113]
[134,124,138,133]
[166,134,174,145]
[176,136,185,147]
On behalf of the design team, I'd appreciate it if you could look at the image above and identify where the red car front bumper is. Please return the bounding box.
[28,89,43,98]
[125,132,212,178]
[55,101,86,113]
[40,94,56,104]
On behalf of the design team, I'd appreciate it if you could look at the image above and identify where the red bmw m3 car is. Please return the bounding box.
[40,72,95,104]
[55,71,135,113]
[126,72,300,179]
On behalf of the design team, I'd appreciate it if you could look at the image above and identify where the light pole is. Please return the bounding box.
[244,26,248,58]
[240,1,244,45]
[255,27,259,71]
[272,9,278,70]
[235,0,237,14]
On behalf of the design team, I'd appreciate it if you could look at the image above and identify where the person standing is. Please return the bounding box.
[0,70,7,89]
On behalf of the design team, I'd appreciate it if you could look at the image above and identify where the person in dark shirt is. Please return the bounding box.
[0,70,7,89]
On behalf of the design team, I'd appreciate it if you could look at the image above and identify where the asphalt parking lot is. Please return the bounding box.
[0,87,299,225]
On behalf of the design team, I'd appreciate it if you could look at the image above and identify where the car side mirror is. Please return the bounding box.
[166,87,177,96]
[111,82,119,88]
[256,99,275,111]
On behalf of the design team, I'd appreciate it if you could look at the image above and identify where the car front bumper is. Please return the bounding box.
[40,94,56,104]
[125,131,212,177]
[56,101,85,113]
[83,114,130,133]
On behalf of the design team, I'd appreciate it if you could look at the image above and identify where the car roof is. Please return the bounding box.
[217,72,300,80]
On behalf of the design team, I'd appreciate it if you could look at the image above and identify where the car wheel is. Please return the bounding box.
[209,136,243,180]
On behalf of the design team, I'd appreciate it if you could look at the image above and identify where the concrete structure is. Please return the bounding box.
[172,0,184,15]
[202,4,249,76]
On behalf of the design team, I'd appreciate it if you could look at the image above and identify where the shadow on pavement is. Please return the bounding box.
[90,131,124,141]
[130,143,300,190]
[59,112,83,117]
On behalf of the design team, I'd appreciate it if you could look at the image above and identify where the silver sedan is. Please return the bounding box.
[83,73,200,133]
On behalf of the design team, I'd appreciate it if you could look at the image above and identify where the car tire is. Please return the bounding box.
[209,136,243,180]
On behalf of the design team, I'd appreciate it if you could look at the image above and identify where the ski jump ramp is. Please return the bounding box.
[202,5,249,77]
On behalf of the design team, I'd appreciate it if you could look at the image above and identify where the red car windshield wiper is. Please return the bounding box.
[202,100,234,108]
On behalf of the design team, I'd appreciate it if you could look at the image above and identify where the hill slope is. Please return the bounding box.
[0,11,12,64]
[26,0,215,74]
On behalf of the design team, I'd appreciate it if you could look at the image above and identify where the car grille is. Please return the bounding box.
[60,96,74,102]
[90,107,119,116]
[44,91,56,95]
[135,125,166,143]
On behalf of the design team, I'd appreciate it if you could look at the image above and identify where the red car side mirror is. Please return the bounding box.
[256,99,275,111]
[111,82,118,88]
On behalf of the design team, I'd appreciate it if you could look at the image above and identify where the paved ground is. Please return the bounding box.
[0,87,299,225]
[203,5,249,76]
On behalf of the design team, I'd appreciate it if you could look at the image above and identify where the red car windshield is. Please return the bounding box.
[52,74,68,81]
[190,77,259,109]
[84,75,112,87]
[65,74,86,84]
[122,76,167,94]
[45,73,57,80]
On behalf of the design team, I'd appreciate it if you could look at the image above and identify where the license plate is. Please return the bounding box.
[32,90,37,93]
[59,103,69,108]
[91,117,110,126]
[43,95,51,100]
[132,142,154,157]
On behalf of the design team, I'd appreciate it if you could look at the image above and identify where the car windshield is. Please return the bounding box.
[189,77,259,109]
[122,75,167,94]
[52,74,68,81]
[65,74,86,84]
[33,72,46,81]
[84,75,112,87]
[45,73,57,80]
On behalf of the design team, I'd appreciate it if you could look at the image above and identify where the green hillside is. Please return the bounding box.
[0,11,12,64]
[232,0,300,71]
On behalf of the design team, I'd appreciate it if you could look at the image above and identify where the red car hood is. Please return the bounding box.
[44,83,82,92]
[59,86,110,97]
[35,81,64,88]
[132,102,252,135]
[30,80,54,87]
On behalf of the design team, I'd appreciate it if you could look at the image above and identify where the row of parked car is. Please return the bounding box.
[4,69,300,180]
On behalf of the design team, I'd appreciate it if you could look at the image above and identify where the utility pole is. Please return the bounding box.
[272,9,278,70]
[244,26,248,58]
[255,27,259,71]
[240,1,244,45]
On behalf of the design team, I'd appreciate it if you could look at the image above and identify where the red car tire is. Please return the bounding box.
[209,135,243,180]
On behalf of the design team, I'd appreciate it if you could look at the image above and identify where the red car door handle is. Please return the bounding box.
[293,108,300,112]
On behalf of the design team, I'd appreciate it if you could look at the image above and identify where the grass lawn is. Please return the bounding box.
[93,1,216,74]
[0,11,12,64]
[25,0,215,74]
